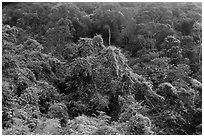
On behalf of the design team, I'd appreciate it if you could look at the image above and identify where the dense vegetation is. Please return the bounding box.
[2,2,202,135]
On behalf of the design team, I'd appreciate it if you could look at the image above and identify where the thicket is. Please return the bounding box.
[2,2,202,135]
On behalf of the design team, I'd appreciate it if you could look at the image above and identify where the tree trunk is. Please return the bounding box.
[108,26,111,46]
[199,45,202,65]
[109,92,121,121]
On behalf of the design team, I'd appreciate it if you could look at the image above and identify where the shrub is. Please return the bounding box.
[60,115,102,135]
[37,81,60,114]
[48,103,69,126]
[125,113,154,135]
[33,119,61,135]
[92,126,120,135]
[23,38,43,52]
[2,125,31,135]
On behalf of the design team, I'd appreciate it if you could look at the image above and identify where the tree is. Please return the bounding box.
[91,3,125,45]
[135,4,173,24]
[119,22,175,56]
[45,18,75,55]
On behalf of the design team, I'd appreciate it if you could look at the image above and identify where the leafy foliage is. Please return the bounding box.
[2,2,202,135]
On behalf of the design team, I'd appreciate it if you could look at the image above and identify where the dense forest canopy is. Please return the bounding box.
[2,2,202,135]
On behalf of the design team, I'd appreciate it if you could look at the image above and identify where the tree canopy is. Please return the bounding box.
[2,2,202,135]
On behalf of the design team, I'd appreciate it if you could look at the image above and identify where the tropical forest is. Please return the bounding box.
[2,2,202,135]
